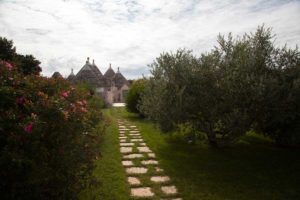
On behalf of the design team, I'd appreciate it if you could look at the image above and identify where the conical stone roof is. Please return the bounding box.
[67,68,76,84]
[104,64,115,79]
[113,68,128,88]
[76,57,103,86]
[52,71,63,78]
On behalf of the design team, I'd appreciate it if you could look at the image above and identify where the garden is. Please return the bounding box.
[1,26,300,200]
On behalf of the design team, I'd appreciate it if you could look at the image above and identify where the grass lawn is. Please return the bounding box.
[80,107,300,200]
[78,108,130,200]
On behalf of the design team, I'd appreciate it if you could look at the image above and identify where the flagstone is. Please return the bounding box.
[130,130,140,133]
[131,135,142,138]
[131,187,154,197]
[119,128,130,131]
[131,139,144,142]
[120,143,134,146]
[122,160,134,166]
[126,167,148,174]
[137,146,152,153]
[127,177,141,185]
[119,136,127,139]
[129,133,141,136]
[150,176,170,183]
[148,153,156,158]
[120,147,133,153]
[120,139,126,143]
[141,160,158,165]
[161,186,177,195]
[123,154,144,159]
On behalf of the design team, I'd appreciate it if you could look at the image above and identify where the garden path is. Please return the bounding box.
[118,119,182,200]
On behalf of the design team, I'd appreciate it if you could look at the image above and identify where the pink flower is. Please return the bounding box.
[31,113,37,120]
[62,111,69,120]
[61,91,69,98]
[24,123,33,133]
[77,100,83,106]
[0,60,13,70]
[80,107,88,113]
[16,97,25,106]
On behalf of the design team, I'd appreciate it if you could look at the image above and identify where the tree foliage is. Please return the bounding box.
[0,37,41,76]
[125,79,146,115]
[140,26,300,147]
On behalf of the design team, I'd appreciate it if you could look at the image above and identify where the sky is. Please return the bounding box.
[0,0,300,79]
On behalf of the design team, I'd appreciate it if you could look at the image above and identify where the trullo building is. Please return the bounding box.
[66,57,129,105]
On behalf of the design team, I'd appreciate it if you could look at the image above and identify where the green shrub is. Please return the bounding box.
[125,79,146,115]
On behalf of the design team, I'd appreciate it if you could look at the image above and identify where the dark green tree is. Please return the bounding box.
[0,37,41,75]
[0,37,16,61]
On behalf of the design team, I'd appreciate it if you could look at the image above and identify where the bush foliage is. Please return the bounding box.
[139,26,300,147]
[125,79,146,114]
[0,38,105,199]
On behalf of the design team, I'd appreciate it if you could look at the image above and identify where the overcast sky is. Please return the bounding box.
[0,0,300,79]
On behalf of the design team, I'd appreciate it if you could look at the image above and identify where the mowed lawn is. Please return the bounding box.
[80,108,300,200]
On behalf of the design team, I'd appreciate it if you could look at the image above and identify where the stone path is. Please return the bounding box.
[118,119,182,200]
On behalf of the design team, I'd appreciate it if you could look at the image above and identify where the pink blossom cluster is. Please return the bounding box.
[0,60,13,70]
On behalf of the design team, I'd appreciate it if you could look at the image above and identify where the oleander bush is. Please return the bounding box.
[0,57,105,198]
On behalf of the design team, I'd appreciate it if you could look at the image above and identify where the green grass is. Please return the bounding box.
[78,109,130,200]
[80,107,300,200]
[114,107,300,200]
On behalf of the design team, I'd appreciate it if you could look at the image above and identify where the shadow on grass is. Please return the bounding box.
[116,108,300,200]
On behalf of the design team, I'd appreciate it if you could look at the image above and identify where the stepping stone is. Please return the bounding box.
[161,186,177,195]
[141,160,158,165]
[119,126,126,128]
[120,147,133,153]
[131,139,143,142]
[119,134,125,137]
[123,154,144,159]
[119,131,125,133]
[131,187,154,197]
[150,176,170,183]
[130,125,137,128]
[139,142,146,146]
[148,153,156,158]
[126,167,148,174]
[120,143,134,146]
[119,128,130,131]
[122,160,134,166]
[131,136,142,138]
[130,130,140,133]
[119,136,127,139]
[137,146,152,153]
[155,167,164,172]
[127,177,141,185]
[120,139,126,143]
[129,133,141,136]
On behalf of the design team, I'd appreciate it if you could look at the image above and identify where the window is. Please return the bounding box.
[122,90,128,99]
